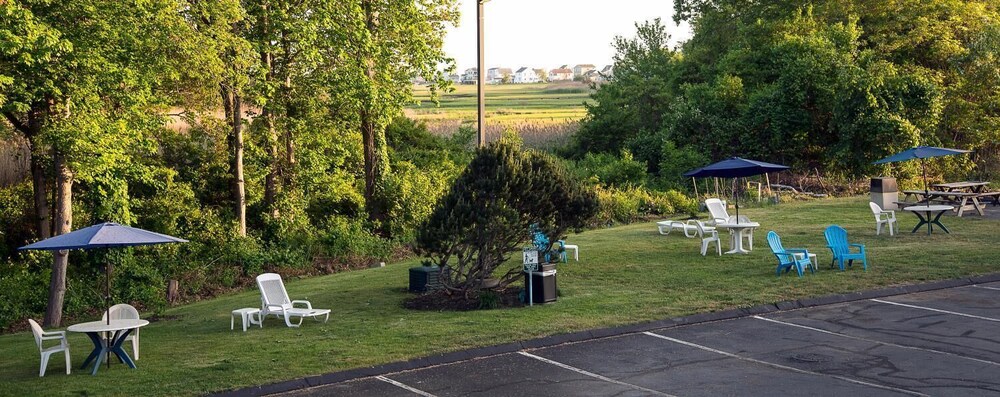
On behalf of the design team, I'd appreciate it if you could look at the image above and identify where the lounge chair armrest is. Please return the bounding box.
[291,300,313,310]
[785,248,809,254]
[40,333,65,341]
[264,303,285,312]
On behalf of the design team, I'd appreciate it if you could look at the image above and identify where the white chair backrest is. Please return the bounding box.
[103,303,140,321]
[868,202,883,219]
[705,198,730,221]
[28,319,45,349]
[257,273,291,308]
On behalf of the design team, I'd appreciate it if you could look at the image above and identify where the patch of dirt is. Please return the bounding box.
[404,288,525,311]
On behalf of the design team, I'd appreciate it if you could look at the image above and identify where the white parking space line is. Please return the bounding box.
[973,285,1000,291]
[375,375,438,397]
[642,332,928,397]
[517,351,676,397]
[871,299,1000,322]
[753,315,1000,367]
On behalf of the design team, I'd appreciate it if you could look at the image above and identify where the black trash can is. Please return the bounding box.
[871,177,899,210]
[524,264,557,304]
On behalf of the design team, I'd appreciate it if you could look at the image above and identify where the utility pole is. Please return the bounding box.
[477,0,488,147]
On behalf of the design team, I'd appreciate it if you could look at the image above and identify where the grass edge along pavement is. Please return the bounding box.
[2,196,999,397]
[212,272,1000,397]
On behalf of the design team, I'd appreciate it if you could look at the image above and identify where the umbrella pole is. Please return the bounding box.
[922,158,929,207]
[736,186,741,224]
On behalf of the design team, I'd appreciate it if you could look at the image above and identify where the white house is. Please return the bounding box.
[512,67,539,84]
[486,67,512,84]
[573,64,596,78]
[461,68,479,84]
[533,68,547,82]
[548,68,573,81]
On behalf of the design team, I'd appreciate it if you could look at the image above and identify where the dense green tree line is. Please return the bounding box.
[0,0,458,327]
[576,0,1000,187]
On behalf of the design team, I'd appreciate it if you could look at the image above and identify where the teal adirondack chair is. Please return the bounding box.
[766,231,814,277]
[824,225,867,271]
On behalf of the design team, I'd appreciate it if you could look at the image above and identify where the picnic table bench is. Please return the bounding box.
[900,190,987,217]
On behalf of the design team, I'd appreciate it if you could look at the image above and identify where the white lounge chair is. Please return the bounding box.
[28,319,70,377]
[102,303,140,360]
[869,201,897,236]
[705,198,753,249]
[693,221,721,256]
[256,273,330,328]
[657,220,698,237]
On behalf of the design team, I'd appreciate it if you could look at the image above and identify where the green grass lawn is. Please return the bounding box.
[407,82,592,123]
[3,196,998,396]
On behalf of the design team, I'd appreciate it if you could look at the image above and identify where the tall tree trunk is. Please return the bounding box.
[29,149,51,239]
[261,2,280,217]
[232,94,247,237]
[44,150,73,327]
[361,0,387,235]
[263,107,279,215]
[221,85,247,237]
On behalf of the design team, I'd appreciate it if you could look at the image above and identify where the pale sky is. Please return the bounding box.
[443,0,693,71]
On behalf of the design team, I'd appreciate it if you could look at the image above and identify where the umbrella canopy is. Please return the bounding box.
[873,146,970,164]
[684,157,790,178]
[19,222,187,327]
[873,146,972,212]
[19,222,187,251]
[684,157,790,223]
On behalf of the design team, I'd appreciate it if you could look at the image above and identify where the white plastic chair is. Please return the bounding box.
[705,198,753,249]
[257,273,330,328]
[102,303,140,360]
[869,202,897,236]
[28,319,70,377]
[694,220,721,256]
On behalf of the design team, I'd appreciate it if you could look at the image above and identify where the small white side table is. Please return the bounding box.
[231,308,262,332]
[794,252,818,271]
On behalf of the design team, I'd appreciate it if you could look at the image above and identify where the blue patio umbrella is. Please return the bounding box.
[684,157,790,223]
[20,222,187,324]
[874,146,971,206]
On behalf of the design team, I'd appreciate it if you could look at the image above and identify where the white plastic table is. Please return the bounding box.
[903,205,954,235]
[715,221,760,254]
[67,319,149,375]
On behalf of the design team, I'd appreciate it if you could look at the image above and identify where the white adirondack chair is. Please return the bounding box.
[869,201,897,236]
[705,198,753,249]
[693,220,721,256]
[28,319,70,377]
[256,273,330,328]
[103,303,140,360]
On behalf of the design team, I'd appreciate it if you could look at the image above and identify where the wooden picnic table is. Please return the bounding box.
[900,190,985,217]
[931,181,990,193]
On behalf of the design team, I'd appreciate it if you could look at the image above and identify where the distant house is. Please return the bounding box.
[533,68,547,82]
[486,67,512,84]
[548,68,573,81]
[447,74,462,84]
[512,67,539,84]
[573,64,596,78]
[600,65,614,76]
[583,69,601,83]
[461,68,479,84]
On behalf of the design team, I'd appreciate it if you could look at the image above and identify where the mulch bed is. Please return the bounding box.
[404,288,525,311]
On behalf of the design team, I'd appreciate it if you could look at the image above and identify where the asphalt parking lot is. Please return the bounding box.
[239,280,1000,397]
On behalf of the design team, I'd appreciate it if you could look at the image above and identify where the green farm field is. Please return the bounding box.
[406,82,593,124]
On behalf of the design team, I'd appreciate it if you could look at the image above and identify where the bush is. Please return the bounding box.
[417,136,599,293]
[572,151,647,187]
[593,186,697,226]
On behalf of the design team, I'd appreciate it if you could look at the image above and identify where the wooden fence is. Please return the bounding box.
[0,136,30,187]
